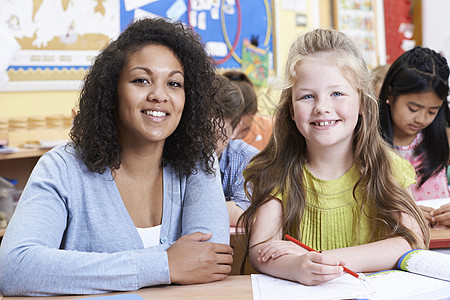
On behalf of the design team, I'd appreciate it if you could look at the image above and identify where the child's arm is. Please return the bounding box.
[227,202,245,227]
[258,209,424,274]
[249,197,344,285]
[430,203,450,227]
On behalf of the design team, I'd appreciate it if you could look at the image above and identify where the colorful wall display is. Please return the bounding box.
[1,0,274,83]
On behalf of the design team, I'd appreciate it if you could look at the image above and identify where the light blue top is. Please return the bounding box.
[219,139,259,210]
[0,144,229,296]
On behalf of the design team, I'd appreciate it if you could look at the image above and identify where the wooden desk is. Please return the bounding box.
[430,227,450,248]
[230,228,257,275]
[228,227,450,274]
[2,275,253,300]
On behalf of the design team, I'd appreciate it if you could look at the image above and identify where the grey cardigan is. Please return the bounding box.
[0,144,229,296]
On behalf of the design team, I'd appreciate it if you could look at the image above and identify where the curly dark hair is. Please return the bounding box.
[70,17,223,176]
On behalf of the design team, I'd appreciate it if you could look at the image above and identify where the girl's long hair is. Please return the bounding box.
[379,47,450,187]
[238,29,429,274]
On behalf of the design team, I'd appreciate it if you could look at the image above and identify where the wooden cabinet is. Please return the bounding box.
[0,149,48,189]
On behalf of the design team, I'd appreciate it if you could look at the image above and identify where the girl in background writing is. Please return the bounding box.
[379,47,450,227]
[223,71,273,151]
[238,28,429,285]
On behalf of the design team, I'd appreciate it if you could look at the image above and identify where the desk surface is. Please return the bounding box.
[2,275,253,300]
[430,227,450,248]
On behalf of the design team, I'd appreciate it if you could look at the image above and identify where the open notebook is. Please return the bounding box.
[252,249,450,300]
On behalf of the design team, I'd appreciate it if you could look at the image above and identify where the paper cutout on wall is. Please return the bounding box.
[241,38,268,87]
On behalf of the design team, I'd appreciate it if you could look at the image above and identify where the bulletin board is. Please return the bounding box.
[120,0,274,71]
[1,0,274,86]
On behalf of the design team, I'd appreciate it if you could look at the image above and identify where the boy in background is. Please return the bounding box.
[216,76,259,226]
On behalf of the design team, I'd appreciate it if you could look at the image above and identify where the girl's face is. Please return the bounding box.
[389,91,442,146]
[236,113,254,139]
[291,58,360,152]
[116,44,185,147]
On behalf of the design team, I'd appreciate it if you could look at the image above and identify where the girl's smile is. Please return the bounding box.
[311,119,340,129]
[291,57,360,151]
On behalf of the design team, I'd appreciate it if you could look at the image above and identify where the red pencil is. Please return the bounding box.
[284,234,364,280]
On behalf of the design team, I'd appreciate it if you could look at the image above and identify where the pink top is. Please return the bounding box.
[394,131,449,201]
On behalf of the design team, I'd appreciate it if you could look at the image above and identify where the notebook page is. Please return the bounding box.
[367,270,450,300]
[398,249,450,281]
[251,274,376,300]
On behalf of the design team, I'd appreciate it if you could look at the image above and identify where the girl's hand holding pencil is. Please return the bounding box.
[255,234,354,286]
[285,234,365,281]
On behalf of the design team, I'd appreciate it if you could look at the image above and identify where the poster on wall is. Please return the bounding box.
[120,0,274,70]
[0,0,121,84]
[333,0,379,69]
[0,0,274,90]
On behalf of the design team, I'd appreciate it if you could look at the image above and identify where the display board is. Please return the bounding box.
[333,0,379,68]
[1,0,274,85]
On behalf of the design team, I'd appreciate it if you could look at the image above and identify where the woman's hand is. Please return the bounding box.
[167,232,233,284]
[257,240,307,262]
[431,203,450,227]
[292,252,344,286]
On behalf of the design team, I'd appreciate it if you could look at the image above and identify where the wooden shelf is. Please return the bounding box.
[0,148,50,189]
[0,148,49,161]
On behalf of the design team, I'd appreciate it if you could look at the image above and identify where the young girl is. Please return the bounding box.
[238,29,429,285]
[379,47,450,227]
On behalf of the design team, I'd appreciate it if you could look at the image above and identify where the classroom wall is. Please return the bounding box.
[0,0,332,121]
[0,90,78,119]
[422,0,450,61]
[274,0,331,76]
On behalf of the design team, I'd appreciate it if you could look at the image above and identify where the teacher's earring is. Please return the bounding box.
[386,99,390,105]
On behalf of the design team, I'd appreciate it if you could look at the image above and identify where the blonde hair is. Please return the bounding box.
[238,28,429,273]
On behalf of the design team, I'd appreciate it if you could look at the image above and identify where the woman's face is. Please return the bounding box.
[389,91,442,146]
[116,44,185,147]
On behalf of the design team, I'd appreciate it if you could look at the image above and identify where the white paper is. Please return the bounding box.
[124,0,159,12]
[205,41,227,57]
[166,0,187,21]
[134,8,161,20]
[367,270,450,300]
[418,198,450,209]
[251,274,376,300]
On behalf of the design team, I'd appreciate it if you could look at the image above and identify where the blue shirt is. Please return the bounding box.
[0,144,229,296]
[219,139,259,210]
